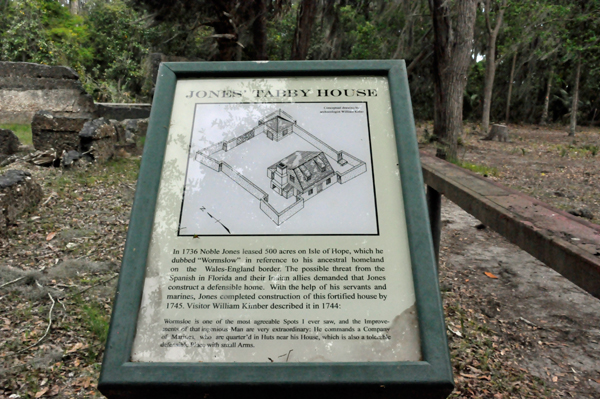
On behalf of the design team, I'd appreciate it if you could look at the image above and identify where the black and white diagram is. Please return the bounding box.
[178,102,378,236]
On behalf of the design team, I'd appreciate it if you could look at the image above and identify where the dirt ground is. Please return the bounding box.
[0,158,135,399]
[439,200,600,398]
[419,123,600,398]
[0,124,599,398]
[419,123,600,224]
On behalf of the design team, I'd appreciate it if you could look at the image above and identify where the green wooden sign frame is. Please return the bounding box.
[99,60,453,399]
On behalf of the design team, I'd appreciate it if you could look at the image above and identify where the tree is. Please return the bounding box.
[560,0,600,136]
[0,0,90,66]
[429,0,478,160]
[539,64,554,125]
[569,53,582,136]
[389,0,433,74]
[290,0,317,60]
[318,0,343,60]
[252,0,268,60]
[84,0,155,101]
[265,0,295,60]
[130,0,270,61]
[505,51,517,124]
[480,0,507,134]
[70,0,79,15]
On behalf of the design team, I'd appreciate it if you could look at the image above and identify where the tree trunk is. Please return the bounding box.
[320,0,343,60]
[540,64,554,125]
[291,0,317,60]
[429,0,478,161]
[481,35,497,134]
[505,52,517,124]
[481,0,506,135]
[569,55,581,137]
[207,0,240,61]
[524,55,538,122]
[252,0,268,60]
[70,0,79,15]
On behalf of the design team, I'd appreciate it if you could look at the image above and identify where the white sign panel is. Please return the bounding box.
[131,76,420,363]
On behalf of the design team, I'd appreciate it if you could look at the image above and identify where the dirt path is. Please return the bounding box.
[440,199,600,398]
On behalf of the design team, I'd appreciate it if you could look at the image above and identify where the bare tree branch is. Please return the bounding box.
[16,293,56,354]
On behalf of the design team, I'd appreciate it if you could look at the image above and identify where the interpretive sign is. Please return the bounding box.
[99,61,453,398]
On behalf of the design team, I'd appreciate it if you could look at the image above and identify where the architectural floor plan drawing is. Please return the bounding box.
[178,102,378,236]
[196,109,367,226]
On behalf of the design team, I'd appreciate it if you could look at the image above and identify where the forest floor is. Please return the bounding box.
[0,124,598,398]
[418,122,600,225]
[418,123,600,398]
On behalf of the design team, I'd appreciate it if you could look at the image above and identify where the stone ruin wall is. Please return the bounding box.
[0,61,96,124]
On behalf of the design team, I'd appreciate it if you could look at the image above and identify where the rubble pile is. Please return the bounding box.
[17,111,149,168]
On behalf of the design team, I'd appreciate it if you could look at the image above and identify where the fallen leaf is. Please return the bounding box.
[484,271,499,279]
[49,385,60,396]
[46,232,57,241]
[77,197,83,201]
[35,387,49,398]
[449,328,462,337]
[67,342,84,353]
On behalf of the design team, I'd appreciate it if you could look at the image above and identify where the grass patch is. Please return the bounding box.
[85,157,141,185]
[49,157,141,193]
[104,157,141,181]
[81,302,110,344]
[452,160,499,177]
[581,144,599,156]
[554,143,599,158]
[0,123,32,145]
